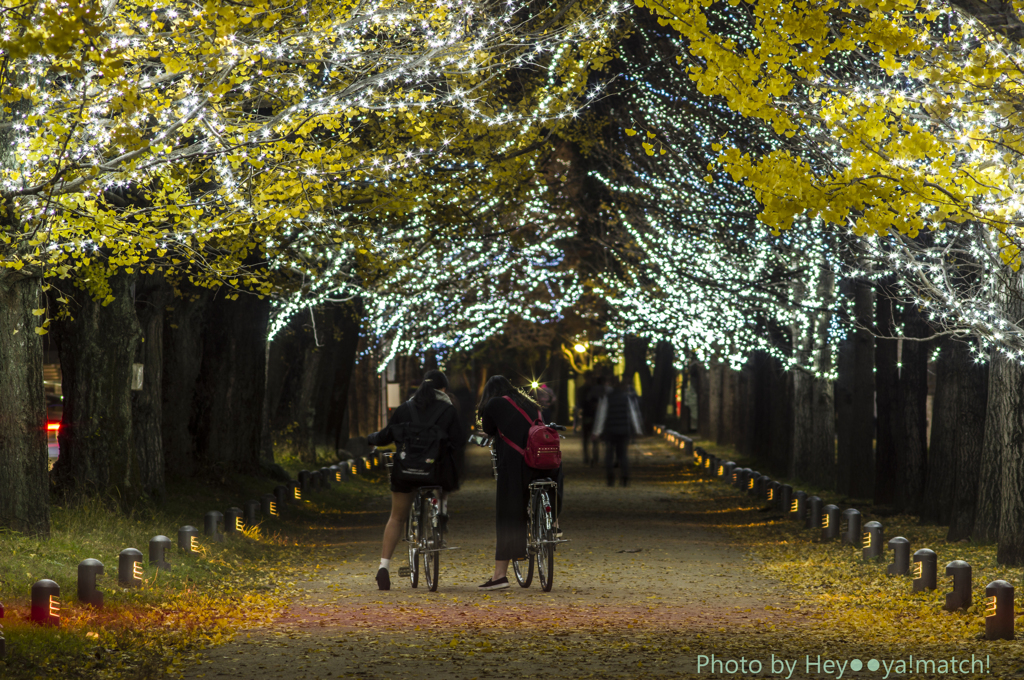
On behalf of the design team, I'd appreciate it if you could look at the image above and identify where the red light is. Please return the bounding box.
[47,422,60,432]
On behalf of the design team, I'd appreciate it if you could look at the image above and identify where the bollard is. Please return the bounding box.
[805,496,823,530]
[363,456,373,472]
[30,579,60,625]
[261,493,278,519]
[863,521,883,560]
[244,500,260,529]
[985,580,1014,640]
[118,548,144,588]
[721,461,735,481]
[225,507,244,536]
[77,559,105,606]
[149,535,172,570]
[766,480,779,504]
[912,549,937,592]
[702,453,713,475]
[755,475,770,499]
[842,509,862,546]
[289,480,302,502]
[777,484,793,513]
[944,561,972,611]
[732,468,745,489]
[790,491,807,521]
[204,510,224,543]
[348,458,358,476]
[330,465,345,483]
[746,471,760,495]
[886,537,910,576]
[320,467,334,487]
[298,470,311,494]
[821,505,840,541]
[178,525,200,556]
[274,484,288,508]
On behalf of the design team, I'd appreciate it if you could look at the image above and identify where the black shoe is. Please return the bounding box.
[478,577,510,590]
[376,568,390,591]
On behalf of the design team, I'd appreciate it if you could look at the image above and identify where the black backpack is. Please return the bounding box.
[391,400,450,485]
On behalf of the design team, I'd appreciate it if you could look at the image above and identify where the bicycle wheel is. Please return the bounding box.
[512,554,534,588]
[536,491,554,592]
[407,502,420,588]
[422,502,441,592]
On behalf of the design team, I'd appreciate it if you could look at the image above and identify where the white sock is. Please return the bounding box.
[379,558,390,571]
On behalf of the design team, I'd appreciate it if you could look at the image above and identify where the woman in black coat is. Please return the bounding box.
[367,370,463,590]
[477,375,563,590]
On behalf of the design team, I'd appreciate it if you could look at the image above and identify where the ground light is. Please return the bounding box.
[842,509,862,546]
[887,537,910,576]
[204,511,224,543]
[30,580,60,626]
[863,521,884,560]
[985,580,1014,640]
[77,559,104,606]
[149,536,172,569]
[913,549,937,592]
[118,548,144,588]
[244,500,260,529]
[944,561,972,611]
[225,507,244,535]
[261,493,278,518]
[178,525,200,556]
[821,505,840,541]
[804,496,822,530]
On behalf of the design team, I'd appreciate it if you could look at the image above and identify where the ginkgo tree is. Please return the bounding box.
[0,0,627,532]
[634,0,1024,563]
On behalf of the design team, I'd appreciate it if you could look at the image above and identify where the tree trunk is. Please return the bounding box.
[52,274,142,506]
[131,274,171,501]
[835,279,875,499]
[192,290,270,473]
[0,271,50,535]
[645,341,675,432]
[892,306,930,513]
[993,275,1024,562]
[874,277,899,506]
[320,300,362,453]
[162,287,211,479]
[923,338,988,536]
[693,361,710,440]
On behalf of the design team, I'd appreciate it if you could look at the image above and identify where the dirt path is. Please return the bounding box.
[181,437,795,679]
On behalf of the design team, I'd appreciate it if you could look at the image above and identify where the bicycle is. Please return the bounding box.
[468,427,569,592]
[380,448,456,592]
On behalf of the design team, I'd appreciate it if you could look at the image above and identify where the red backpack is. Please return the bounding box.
[498,396,562,470]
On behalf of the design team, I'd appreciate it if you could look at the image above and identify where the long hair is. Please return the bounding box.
[412,369,449,409]
[477,375,540,419]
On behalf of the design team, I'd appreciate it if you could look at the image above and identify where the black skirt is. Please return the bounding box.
[494,443,563,561]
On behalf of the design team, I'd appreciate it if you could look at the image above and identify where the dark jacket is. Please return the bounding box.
[481,395,541,454]
[368,392,464,491]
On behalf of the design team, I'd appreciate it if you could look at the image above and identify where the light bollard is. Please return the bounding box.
[912,549,937,592]
[732,468,746,489]
[720,461,735,482]
[756,475,770,500]
[886,537,910,576]
[204,511,224,543]
[118,548,144,588]
[149,535,172,570]
[348,458,358,476]
[790,491,807,521]
[944,561,972,611]
[30,579,60,625]
[766,480,779,504]
[777,484,793,513]
[863,521,883,560]
[289,480,302,502]
[243,500,260,529]
[746,471,760,495]
[225,507,244,536]
[274,484,288,507]
[320,467,334,487]
[261,493,278,519]
[842,509,862,546]
[985,580,1014,640]
[77,559,104,606]
[178,525,200,556]
[804,496,823,530]
[821,505,840,541]
[298,470,311,494]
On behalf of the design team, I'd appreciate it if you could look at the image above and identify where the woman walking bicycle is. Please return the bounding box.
[477,375,563,590]
[367,370,463,590]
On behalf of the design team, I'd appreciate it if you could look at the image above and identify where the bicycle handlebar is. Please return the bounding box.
[548,424,567,431]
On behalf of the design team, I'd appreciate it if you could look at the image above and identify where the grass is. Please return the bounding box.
[0,465,390,680]
[666,435,1023,675]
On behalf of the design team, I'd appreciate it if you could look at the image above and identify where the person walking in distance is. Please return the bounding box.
[366,370,464,590]
[579,374,606,466]
[477,375,564,590]
[593,376,642,487]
